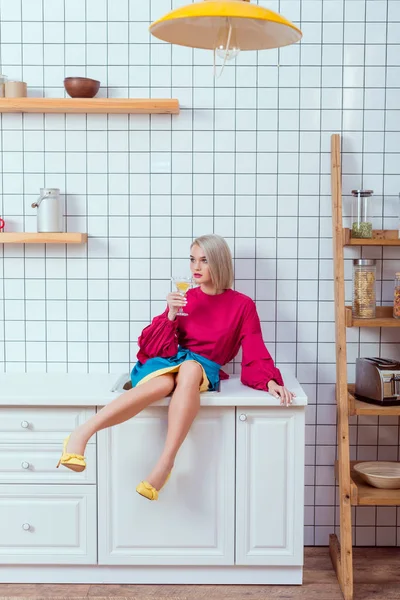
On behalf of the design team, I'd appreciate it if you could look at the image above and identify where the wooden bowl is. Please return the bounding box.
[64,77,100,98]
[354,461,400,489]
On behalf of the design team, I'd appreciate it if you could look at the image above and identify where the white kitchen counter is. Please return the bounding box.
[0,370,307,407]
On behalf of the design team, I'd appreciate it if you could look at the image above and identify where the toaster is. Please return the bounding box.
[355,357,400,406]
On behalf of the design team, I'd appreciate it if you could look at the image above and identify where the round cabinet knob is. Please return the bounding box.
[22,523,31,531]
[239,414,247,422]
[21,461,30,470]
[20,421,29,429]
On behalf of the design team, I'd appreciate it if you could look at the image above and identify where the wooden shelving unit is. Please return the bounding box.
[343,228,400,245]
[345,306,400,328]
[335,461,400,506]
[0,233,87,244]
[348,384,400,417]
[330,133,400,600]
[0,98,180,114]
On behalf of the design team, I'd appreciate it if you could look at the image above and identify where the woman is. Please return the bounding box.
[57,234,295,500]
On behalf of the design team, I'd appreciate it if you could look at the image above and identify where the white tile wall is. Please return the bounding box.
[0,0,400,546]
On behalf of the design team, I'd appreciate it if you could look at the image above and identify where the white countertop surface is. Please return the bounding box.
[0,370,307,407]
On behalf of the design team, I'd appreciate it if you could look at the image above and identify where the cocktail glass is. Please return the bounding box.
[172,276,193,316]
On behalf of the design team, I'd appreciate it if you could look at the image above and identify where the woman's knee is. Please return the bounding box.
[175,361,203,387]
[157,373,176,393]
[141,373,175,395]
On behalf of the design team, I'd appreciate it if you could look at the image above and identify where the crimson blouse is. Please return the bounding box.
[137,287,284,391]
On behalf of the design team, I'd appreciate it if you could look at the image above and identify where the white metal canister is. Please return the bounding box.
[31,188,64,233]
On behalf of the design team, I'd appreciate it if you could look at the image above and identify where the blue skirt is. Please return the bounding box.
[130,347,221,393]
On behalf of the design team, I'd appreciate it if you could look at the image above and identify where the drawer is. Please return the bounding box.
[0,484,97,564]
[0,407,96,442]
[0,443,96,484]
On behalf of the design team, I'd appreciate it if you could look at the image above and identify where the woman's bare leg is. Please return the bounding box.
[66,374,176,456]
[145,361,203,490]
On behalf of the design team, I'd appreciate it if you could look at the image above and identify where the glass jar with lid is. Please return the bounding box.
[351,189,374,239]
[352,259,376,319]
[394,273,400,319]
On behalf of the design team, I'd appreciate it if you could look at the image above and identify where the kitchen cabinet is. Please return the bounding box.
[98,407,235,565]
[0,406,96,442]
[0,484,97,564]
[0,372,306,584]
[0,405,97,565]
[98,405,304,569]
[236,408,305,566]
[0,442,96,484]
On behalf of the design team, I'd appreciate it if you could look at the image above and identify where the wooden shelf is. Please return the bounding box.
[335,460,400,506]
[343,228,400,246]
[345,306,399,327]
[0,233,87,244]
[348,384,400,416]
[0,98,180,114]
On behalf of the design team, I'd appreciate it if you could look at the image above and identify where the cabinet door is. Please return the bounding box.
[236,408,305,566]
[98,406,235,565]
[0,484,97,564]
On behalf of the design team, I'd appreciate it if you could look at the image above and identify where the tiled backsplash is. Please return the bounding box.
[1,0,400,546]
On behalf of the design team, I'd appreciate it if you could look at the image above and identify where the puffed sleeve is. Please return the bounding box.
[240,299,284,390]
[137,307,179,363]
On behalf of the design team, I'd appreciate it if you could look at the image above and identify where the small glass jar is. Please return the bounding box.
[0,74,6,98]
[351,189,374,239]
[352,259,376,319]
[394,273,400,319]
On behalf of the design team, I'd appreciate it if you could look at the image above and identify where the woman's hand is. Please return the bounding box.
[166,292,187,320]
[267,380,296,407]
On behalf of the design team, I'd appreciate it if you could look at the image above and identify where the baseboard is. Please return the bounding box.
[0,565,303,585]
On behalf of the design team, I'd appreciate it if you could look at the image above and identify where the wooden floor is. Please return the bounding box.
[0,547,400,600]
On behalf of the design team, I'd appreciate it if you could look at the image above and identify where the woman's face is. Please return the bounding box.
[190,244,211,286]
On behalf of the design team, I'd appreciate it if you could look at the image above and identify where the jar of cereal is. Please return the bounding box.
[352,259,376,319]
[394,273,400,319]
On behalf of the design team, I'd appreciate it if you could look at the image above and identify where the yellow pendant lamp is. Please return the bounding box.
[149,0,302,58]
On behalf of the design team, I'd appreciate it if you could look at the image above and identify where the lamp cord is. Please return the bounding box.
[213,23,233,78]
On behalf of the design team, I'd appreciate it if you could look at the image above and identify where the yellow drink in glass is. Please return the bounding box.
[176,281,191,294]
[172,276,192,316]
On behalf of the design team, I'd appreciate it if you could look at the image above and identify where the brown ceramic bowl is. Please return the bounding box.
[64,77,100,98]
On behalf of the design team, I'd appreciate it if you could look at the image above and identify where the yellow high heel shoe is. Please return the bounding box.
[136,472,171,501]
[56,435,86,473]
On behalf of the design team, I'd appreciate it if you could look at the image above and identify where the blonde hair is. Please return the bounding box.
[191,234,234,291]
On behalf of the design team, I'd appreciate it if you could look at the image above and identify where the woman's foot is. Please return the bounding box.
[65,426,88,457]
[145,458,174,492]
